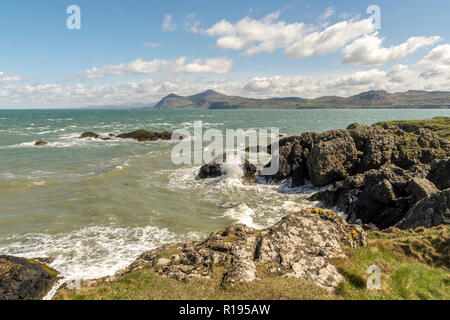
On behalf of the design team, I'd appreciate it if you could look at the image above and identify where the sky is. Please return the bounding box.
[0,0,449,108]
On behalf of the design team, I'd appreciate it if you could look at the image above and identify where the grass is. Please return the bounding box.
[56,226,450,300]
[375,116,450,139]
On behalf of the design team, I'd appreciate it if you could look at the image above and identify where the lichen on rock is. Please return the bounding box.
[104,209,366,292]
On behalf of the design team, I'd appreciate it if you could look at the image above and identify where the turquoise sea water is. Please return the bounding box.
[1,108,449,292]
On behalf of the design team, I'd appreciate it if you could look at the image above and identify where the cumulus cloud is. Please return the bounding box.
[0,71,26,84]
[77,57,234,79]
[203,11,375,58]
[240,64,449,99]
[342,33,442,66]
[3,60,450,108]
[418,44,450,79]
[173,57,233,74]
[162,14,177,31]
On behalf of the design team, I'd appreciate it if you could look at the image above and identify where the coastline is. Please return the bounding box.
[1,116,449,300]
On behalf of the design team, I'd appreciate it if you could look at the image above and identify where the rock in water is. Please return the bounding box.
[79,132,100,139]
[34,141,48,146]
[110,208,366,292]
[117,130,172,141]
[197,153,257,183]
[0,255,58,300]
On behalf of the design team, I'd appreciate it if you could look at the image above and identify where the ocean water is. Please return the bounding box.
[1,108,449,293]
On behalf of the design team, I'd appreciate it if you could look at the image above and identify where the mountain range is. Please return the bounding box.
[152,89,450,109]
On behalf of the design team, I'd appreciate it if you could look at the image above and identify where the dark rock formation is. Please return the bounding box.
[395,189,450,229]
[95,209,366,292]
[267,122,449,190]
[198,153,257,183]
[258,119,450,229]
[117,130,172,142]
[0,255,58,300]
[79,132,100,139]
[34,141,48,146]
[427,158,450,190]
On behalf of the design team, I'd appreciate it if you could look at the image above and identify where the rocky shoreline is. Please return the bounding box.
[200,116,450,230]
[1,117,449,300]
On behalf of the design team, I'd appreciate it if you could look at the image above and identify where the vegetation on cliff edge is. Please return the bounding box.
[55,226,450,300]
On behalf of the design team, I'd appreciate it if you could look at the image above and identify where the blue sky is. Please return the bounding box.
[0,0,449,108]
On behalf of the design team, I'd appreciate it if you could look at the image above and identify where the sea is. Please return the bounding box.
[1,108,449,297]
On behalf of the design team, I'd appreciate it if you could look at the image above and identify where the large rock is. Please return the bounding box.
[406,177,438,201]
[311,165,443,229]
[108,209,366,292]
[0,256,58,300]
[306,130,358,186]
[395,189,450,229]
[427,158,450,190]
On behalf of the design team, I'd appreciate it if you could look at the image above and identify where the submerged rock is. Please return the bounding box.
[117,130,172,142]
[109,208,366,292]
[0,255,58,300]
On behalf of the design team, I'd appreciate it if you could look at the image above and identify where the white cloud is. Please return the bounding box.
[203,11,376,58]
[144,42,160,48]
[78,59,171,79]
[4,60,450,108]
[419,44,450,79]
[285,19,375,58]
[342,33,442,66]
[173,57,233,74]
[162,14,177,31]
[77,57,234,79]
[0,71,26,84]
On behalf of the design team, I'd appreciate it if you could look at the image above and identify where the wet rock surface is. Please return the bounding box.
[198,153,257,183]
[107,209,366,292]
[117,130,173,141]
[0,255,58,300]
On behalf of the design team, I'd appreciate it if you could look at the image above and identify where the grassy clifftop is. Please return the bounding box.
[56,225,450,300]
[375,116,450,139]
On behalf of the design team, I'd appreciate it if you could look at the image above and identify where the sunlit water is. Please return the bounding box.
[1,109,449,292]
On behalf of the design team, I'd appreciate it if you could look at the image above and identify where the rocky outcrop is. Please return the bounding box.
[395,189,450,229]
[198,153,257,184]
[0,255,58,300]
[266,122,449,190]
[108,209,366,292]
[257,119,450,229]
[117,130,173,141]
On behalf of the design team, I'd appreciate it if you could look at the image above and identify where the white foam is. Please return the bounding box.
[0,225,204,300]
[222,203,261,229]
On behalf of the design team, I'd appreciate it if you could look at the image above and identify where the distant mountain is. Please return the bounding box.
[152,90,450,109]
